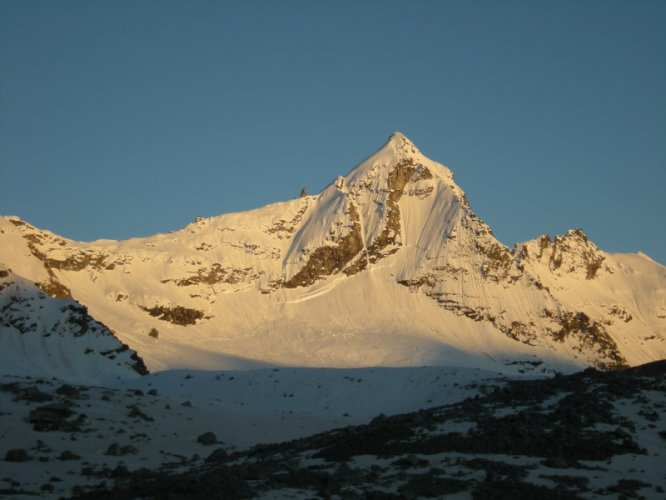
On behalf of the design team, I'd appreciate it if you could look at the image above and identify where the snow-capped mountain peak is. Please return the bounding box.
[1,134,665,379]
[387,130,420,153]
[342,131,457,191]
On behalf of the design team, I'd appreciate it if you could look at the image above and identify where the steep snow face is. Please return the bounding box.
[282,132,466,286]
[0,266,147,383]
[1,133,665,374]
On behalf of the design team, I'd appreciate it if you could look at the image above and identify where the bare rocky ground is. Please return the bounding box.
[3,361,664,499]
[0,366,494,499]
[0,378,220,498]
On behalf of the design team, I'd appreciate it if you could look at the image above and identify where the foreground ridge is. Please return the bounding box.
[75,360,666,499]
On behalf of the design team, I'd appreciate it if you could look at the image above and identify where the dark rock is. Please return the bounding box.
[59,450,81,461]
[197,432,217,446]
[284,203,365,287]
[392,454,428,468]
[5,448,30,462]
[120,445,138,456]
[605,479,651,495]
[56,384,80,398]
[16,385,53,402]
[120,444,139,456]
[141,305,204,326]
[205,448,228,463]
[104,443,121,456]
[542,457,569,469]
[81,466,94,476]
[28,402,74,431]
[464,458,530,480]
[127,405,154,422]
[399,474,467,498]
[111,464,129,478]
[473,477,581,499]
[104,443,137,456]
[540,474,589,490]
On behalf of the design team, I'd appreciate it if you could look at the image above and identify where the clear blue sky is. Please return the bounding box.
[1,0,665,264]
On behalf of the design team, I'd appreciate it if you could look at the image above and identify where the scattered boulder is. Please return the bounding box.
[105,443,139,456]
[59,450,81,461]
[28,402,74,431]
[5,448,30,462]
[197,432,217,446]
[127,405,154,422]
[56,384,80,398]
[1,382,52,402]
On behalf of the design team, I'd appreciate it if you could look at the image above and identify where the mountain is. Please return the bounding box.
[1,133,665,376]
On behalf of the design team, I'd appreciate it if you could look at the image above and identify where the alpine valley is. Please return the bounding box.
[1,133,665,499]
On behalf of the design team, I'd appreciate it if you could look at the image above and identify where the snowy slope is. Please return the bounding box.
[0,265,146,384]
[1,133,665,376]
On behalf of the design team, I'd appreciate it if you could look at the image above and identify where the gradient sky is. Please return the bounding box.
[1,0,665,264]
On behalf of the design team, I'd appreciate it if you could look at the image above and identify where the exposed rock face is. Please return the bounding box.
[366,158,417,263]
[284,203,364,288]
[140,305,204,326]
[7,218,121,299]
[547,310,627,370]
[163,264,261,287]
[516,229,610,280]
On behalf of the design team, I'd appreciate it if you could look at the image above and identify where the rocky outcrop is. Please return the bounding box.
[545,310,627,369]
[516,229,610,280]
[140,305,205,326]
[266,199,310,239]
[162,264,261,287]
[367,158,417,263]
[7,218,112,299]
[284,203,364,288]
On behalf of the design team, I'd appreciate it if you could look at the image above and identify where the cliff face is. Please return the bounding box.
[2,133,665,374]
